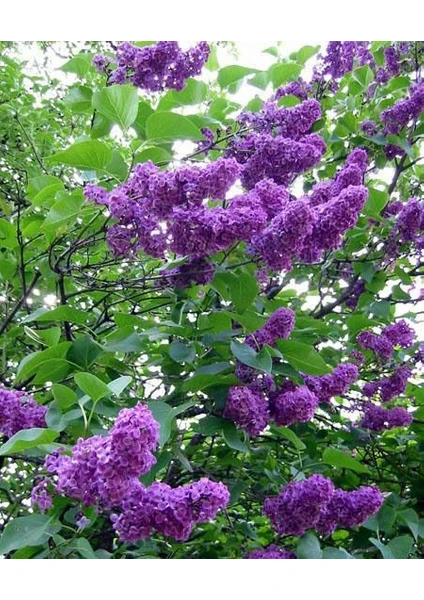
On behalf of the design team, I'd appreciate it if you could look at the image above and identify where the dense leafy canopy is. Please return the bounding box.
[0,40,424,560]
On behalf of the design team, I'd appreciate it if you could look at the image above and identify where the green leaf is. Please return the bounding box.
[67,336,101,370]
[322,547,353,559]
[297,532,322,559]
[0,428,58,456]
[52,383,78,411]
[16,342,72,381]
[148,400,194,446]
[365,188,388,218]
[0,218,17,249]
[230,340,272,375]
[182,373,238,393]
[47,140,112,171]
[369,537,395,559]
[323,448,370,474]
[387,535,413,559]
[268,62,302,87]
[169,341,196,364]
[23,306,89,325]
[158,79,208,109]
[218,65,259,89]
[107,376,132,396]
[277,340,332,375]
[146,111,202,141]
[275,426,306,450]
[352,65,375,88]
[60,53,92,77]
[0,515,61,555]
[213,270,259,314]
[92,84,139,129]
[74,372,111,402]
[42,190,85,230]
[197,416,227,436]
[221,421,249,452]
[398,509,419,541]
[63,85,93,113]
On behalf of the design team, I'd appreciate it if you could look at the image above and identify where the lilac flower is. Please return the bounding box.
[251,200,315,271]
[304,363,359,403]
[44,403,159,508]
[361,120,378,136]
[381,82,424,135]
[357,330,394,362]
[0,386,47,438]
[96,41,210,92]
[111,478,229,543]
[92,54,110,73]
[274,80,311,101]
[245,545,296,559]
[159,258,215,288]
[383,320,416,348]
[31,479,53,512]
[264,474,335,536]
[364,365,411,403]
[247,307,295,349]
[316,487,384,535]
[224,386,270,437]
[360,403,413,431]
[270,385,319,426]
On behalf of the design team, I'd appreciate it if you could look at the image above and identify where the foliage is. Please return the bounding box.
[0,40,424,560]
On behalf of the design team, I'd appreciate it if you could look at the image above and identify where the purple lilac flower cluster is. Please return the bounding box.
[93,41,210,92]
[269,385,319,426]
[0,386,47,438]
[363,365,411,403]
[274,80,311,101]
[360,404,413,431]
[227,95,325,190]
[246,307,295,349]
[224,386,269,437]
[312,42,373,82]
[111,478,230,542]
[245,544,296,559]
[35,403,229,542]
[159,257,215,288]
[85,157,246,259]
[264,474,383,537]
[381,82,424,135]
[250,149,368,270]
[44,403,160,508]
[357,319,415,361]
[392,198,424,249]
[303,363,359,403]
[316,486,385,535]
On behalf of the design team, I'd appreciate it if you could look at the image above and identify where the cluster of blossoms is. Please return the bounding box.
[224,386,269,437]
[274,79,311,101]
[228,95,326,190]
[269,384,320,427]
[264,474,384,537]
[250,149,369,270]
[245,544,296,559]
[359,404,413,431]
[246,307,295,349]
[363,365,411,403]
[381,82,424,135]
[357,319,416,361]
[0,386,47,438]
[93,41,210,92]
[41,403,160,508]
[312,42,419,91]
[303,363,359,403]
[32,403,229,543]
[385,198,424,257]
[312,41,373,82]
[111,478,229,542]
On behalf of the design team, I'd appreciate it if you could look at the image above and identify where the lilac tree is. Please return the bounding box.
[0,41,423,559]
